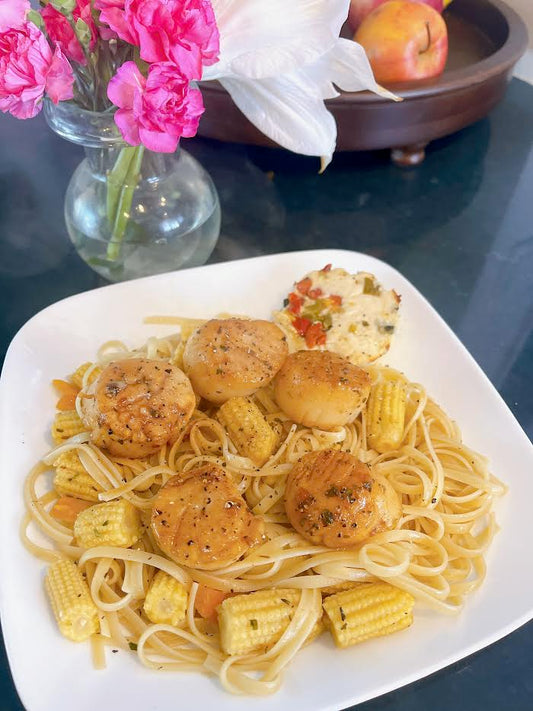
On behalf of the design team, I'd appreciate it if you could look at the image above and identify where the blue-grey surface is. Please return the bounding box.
[0,78,532,711]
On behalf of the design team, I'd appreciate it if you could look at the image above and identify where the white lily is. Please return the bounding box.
[202,0,398,167]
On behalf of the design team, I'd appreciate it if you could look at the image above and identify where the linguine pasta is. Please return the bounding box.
[22,328,505,695]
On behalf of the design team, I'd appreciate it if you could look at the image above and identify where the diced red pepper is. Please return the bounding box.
[321,263,332,272]
[295,277,312,295]
[308,287,323,299]
[329,294,342,306]
[287,292,303,314]
[292,316,311,337]
[305,322,327,348]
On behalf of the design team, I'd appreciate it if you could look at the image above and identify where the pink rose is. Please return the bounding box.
[42,0,97,65]
[0,0,30,32]
[108,60,204,152]
[0,22,74,119]
[97,0,219,79]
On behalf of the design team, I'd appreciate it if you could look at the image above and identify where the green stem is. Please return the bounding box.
[106,145,145,261]
[106,146,136,226]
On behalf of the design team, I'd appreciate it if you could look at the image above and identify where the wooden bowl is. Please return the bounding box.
[197,0,528,162]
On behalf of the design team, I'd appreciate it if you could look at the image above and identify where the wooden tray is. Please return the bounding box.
[197,0,528,163]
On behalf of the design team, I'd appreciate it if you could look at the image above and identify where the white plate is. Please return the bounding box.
[1,249,532,711]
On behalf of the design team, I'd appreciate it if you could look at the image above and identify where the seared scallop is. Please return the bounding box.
[81,358,195,458]
[285,449,401,548]
[182,318,288,405]
[151,464,265,570]
[274,350,371,430]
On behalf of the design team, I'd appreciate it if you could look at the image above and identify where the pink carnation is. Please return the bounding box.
[97,0,219,79]
[0,21,74,119]
[0,0,30,32]
[108,60,204,152]
[42,0,97,65]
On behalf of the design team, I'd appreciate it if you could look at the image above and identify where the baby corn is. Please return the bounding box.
[74,499,142,549]
[217,396,277,466]
[53,450,103,502]
[51,410,86,444]
[45,558,99,642]
[219,588,301,655]
[366,376,407,453]
[143,571,188,626]
[322,582,414,648]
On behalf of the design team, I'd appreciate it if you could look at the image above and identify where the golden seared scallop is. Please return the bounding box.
[151,464,265,570]
[81,358,195,458]
[285,449,401,548]
[274,350,371,430]
[182,318,288,405]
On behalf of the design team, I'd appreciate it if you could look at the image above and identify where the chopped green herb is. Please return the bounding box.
[320,510,334,526]
[339,606,346,622]
[250,619,258,630]
[128,642,138,651]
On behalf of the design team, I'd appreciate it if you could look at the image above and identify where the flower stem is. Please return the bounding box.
[106,145,145,261]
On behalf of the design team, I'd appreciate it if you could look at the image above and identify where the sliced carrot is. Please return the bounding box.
[52,379,80,411]
[50,496,93,526]
[194,585,231,621]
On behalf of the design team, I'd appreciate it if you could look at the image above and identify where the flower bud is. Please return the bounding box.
[50,0,76,14]
[27,9,44,29]
[74,17,91,49]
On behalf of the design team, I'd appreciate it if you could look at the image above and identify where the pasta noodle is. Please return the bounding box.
[22,328,505,695]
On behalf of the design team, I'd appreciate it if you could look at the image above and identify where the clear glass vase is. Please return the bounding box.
[44,100,221,282]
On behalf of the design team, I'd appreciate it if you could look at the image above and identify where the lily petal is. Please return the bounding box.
[219,72,336,166]
[204,0,350,80]
[326,38,400,100]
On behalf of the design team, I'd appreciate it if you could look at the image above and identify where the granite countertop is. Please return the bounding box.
[0,78,532,711]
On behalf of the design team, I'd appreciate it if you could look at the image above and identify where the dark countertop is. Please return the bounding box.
[1,77,532,711]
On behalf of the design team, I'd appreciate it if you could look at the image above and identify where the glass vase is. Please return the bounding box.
[44,100,221,282]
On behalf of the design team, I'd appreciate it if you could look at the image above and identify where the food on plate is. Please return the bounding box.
[183,317,288,404]
[366,369,408,452]
[354,1,448,84]
[74,499,143,549]
[322,581,414,648]
[80,358,196,457]
[151,465,265,570]
[285,450,401,547]
[273,265,400,364]
[348,0,443,32]
[143,571,188,626]
[217,396,278,465]
[45,558,100,642]
[274,350,371,429]
[218,587,322,655]
[22,266,505,696]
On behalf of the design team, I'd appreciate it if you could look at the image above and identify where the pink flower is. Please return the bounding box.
[0,0,29,32]
[97,0,219,79]
[108,60,204,152]
[0,21,73,119]
[42,0,97,65]
[95,0,134,43]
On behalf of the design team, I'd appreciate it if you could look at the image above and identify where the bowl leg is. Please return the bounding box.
[390,142,429,166]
